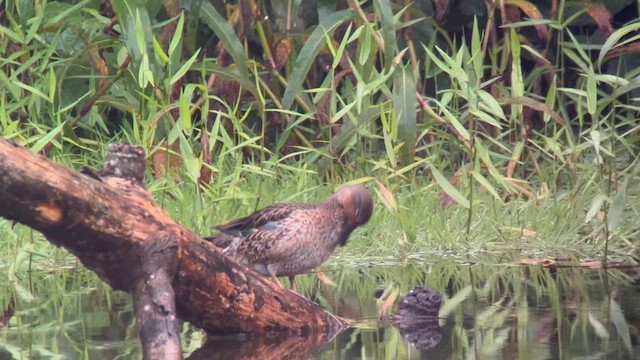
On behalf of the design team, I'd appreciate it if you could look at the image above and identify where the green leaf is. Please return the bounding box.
[609,298,632,352]
[586,66,597,115]
[608,162,640,231]
[439,286,473,319]
[169,12,185,57]
[200,2,249,81]
[469,108,501,128]
[584,193,605,224]
[471,170,501,200]
[358,25,373,66]
[179,87,194,130]
[111,0,155,67]
[544,75,557,123]
[510,29,524,99]
[153,36,171,64]
[598,21,640,68]
[171,49,201,85]
[477,90,506,121]
[436,100,470,140]
[431,165,470,209]
[282,9,356,110]
[12,80,51,102]
[373,0,397,67]
[590,129,602,164]
[49,0,91,24]
[199,60,258,98]
[471,17,482,81]
[30,123,64,153]
[392,64,417,166]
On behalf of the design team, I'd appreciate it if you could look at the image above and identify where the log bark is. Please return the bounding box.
[0,139,348,355]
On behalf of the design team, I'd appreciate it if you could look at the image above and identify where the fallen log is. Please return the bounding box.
[0,139,348,358]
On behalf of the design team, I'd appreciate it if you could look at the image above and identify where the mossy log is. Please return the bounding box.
[0,139,348,359]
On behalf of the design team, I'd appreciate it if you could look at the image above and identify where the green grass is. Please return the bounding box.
[1,166,638,357]
[3,0,640,355]
[2,158,637,279]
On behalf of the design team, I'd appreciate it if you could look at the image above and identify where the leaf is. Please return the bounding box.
[586,66,597,115]
[170,49,200,85]
[471,170,501,200]
[608,162,640,231]
[431,166,469,209]
[282,9,356,110]
[499,96,566,127]
[375,179,397,211]
[585,194,607,223]
[598,21,640,67]
[111,0,155,68]
[199,60,259,98]
[471,17,482,80]
[586,3,614,36]
[30,123,64,153]
[477,89,506,121]
[393,64,417,166]
[168,12,185,57]
[504,0,547,39]
[588,312,609,339]
[12,80,51,102]
[358,25,373,66]
[438,286,473,324]
[200,2,249,81]
[373,0,397,67]
[469,108,501,128]
[609,297,632,352]
[436,100,471,140]
[590,129,602,164]
[510,29,524,100]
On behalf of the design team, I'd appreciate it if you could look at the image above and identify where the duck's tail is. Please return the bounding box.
[203,233,235,247]
[202,233,242,256]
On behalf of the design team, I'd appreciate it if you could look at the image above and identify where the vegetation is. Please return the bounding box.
[2,0,638,260]
[1,0,640,356]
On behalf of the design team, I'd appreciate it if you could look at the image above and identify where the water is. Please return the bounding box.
[1,262,639,359]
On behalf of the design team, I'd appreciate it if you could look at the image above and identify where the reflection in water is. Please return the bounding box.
[188,332,331,360]
[387,287,442,350]
[2,264,640,358]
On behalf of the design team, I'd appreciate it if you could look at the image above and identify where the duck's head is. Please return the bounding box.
[333,185,373,228]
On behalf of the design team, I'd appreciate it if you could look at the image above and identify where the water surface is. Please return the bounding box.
[1,260,639,359]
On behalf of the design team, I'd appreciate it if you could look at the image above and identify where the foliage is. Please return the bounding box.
[1,0,640,260]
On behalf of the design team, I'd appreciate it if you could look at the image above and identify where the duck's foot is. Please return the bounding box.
[316,270,336,287]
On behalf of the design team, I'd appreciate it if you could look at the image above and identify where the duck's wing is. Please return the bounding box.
[215,203,306,235]
[236,205,322,264]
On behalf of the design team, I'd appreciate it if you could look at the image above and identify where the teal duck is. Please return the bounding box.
[205,185,373,290]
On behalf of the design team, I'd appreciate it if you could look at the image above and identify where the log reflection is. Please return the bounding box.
[188,330,333,360]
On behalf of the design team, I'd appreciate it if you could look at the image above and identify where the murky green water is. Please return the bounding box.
[2,262,639,359]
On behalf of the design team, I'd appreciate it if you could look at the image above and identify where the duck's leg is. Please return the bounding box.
[269,273,284,288]
[288,275,296,292]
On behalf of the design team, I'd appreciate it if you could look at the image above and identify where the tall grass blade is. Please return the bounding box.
[282,9,356,110]
[373,0,397,67]
[431,165,470,208]
[200,2,250,81]
[393,64,417,166]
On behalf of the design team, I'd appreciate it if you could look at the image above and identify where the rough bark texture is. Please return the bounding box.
[131,233,182,359]
[0,139,348,348]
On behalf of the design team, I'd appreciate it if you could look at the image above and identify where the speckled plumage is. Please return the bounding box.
[206,185,373,288]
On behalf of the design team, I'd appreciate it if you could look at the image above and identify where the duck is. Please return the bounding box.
[205,185,373,291]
